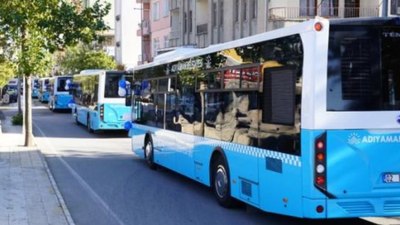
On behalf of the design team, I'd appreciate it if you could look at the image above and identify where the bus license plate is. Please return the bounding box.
[383,173,400,183]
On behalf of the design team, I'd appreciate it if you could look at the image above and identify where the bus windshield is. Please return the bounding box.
[327,24,400,111]
[104,72,131,98]
[57,77,72,92]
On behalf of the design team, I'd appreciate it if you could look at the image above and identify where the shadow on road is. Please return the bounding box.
[43,151,377,225]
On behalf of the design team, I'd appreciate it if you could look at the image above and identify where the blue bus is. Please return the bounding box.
[127,17,400,219]
[32,78,39,98]
[38,77,50,103]
[72,70,132,133]
[48,75,73,111]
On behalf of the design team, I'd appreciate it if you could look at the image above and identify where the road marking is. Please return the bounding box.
[33,122,126,225]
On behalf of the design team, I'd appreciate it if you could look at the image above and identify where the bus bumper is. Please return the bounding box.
[97,121,126,130]
[327,197,400,218]
[303,197,400,218]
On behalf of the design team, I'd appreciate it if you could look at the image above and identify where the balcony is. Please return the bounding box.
[137,19,150,36]
[269,7,379,21]
[170,29,181,39]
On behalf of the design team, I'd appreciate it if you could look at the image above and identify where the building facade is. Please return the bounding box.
[137,0,394,63]
[83,0,116,57]
[115,0,141,69]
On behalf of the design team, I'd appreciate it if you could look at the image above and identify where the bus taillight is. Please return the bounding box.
[314,22,323,31]
[314,133,327,191]
[100,104,104,121]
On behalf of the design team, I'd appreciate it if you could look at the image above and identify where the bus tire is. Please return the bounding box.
[144,137,156,170]
[75,115,79,125]
[212,156,235,207]
[74,109,80,125]
[87,115,94,133]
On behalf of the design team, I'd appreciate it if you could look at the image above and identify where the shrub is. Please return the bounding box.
[12,113,23,125]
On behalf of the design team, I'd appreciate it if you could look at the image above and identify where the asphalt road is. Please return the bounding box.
[29,101,377,225]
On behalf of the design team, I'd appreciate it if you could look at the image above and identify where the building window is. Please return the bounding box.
[164,35,169,49]
[242,0,248,21]
[300,0,338,17]
[162,0,169,17]
[234,0,239,22]
[189,10,193,33]
[300,0,316,16]
[152,1,160,21]
[250,0,257,19]
[153,38,159,56]
[183,12,187,33]
[212,2,217,28]
[320,0,338,17]
[219,0,224,26]
[392,0,400,14]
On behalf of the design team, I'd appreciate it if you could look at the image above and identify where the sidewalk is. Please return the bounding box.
[0,109,73,225]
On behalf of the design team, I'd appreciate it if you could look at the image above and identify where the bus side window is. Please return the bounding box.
[260,66,299,155]
[262,66,296,126]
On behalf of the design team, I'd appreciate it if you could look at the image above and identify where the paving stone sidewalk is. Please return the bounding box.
[0,111,73,225]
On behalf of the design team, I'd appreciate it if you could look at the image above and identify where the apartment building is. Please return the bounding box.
[82,0,116,57]
[268,0,382,30]
[115,0,141,68]
[137,0,170,64]
[137,0,396,63]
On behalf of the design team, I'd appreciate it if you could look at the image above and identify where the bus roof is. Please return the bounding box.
[133,18,322,72]
[133,17,399,72]
[78,70,129,76]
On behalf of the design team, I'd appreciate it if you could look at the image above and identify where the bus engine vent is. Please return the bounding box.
[384,200,400,213]
[337,201,375,214]
[241,180,252,197]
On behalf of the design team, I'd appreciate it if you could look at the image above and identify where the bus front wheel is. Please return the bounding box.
[144,138,156,170]
[212,156,235,207]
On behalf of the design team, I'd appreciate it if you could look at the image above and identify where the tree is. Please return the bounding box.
[0,59,15,87]
[58,44,117,74]
[0,0,110,147]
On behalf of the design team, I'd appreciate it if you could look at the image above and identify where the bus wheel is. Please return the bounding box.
[144,138,156,170]
[212,157,235,207]
[87,115,93,133]
[75,110,79,125]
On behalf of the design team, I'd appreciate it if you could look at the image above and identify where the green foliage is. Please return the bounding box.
[0,59,15,86]
[12,113,23,126]
[0,0,111,77]
[58,45,116,74]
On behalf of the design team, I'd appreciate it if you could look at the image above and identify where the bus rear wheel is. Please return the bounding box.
[87,115,93,133]
[212,156,235,207]
[75,110,80,125]
[144,138,156,170]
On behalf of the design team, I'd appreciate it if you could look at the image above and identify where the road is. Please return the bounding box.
[27,101,378,225]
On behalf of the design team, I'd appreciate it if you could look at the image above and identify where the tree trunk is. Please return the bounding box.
[24,75,34,147]
[17,75,22,114]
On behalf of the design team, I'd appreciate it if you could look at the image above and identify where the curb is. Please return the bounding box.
[38,148,76,225]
